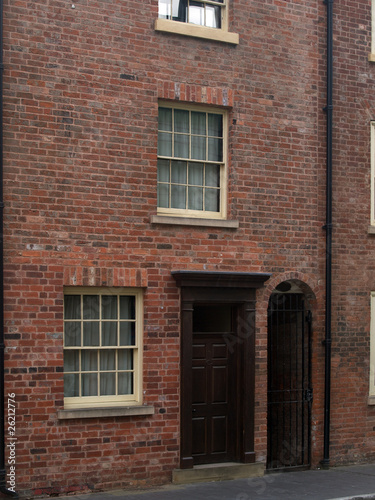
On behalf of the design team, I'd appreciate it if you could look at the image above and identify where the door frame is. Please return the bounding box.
[172,271,271,470]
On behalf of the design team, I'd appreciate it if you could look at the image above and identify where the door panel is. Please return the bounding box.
[192,326,236,464]
[212,365,227,402]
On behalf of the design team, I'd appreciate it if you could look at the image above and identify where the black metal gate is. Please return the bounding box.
[267,293,312,471]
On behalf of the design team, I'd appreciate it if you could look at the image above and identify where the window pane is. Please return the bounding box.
[208,137,223,162]
[174,134,189,158]
[158,132,172,157]
[64,350,79,372]
[171,160,187,184]
[64,322,81,347]
[205,188,220,212]
[100,373,116,396]
[118,350,134,370]
[64,295,81,319]
[172,0,187,22]
[189,187,203,210]
[158,183,170,208]
[208,114,223,137]
[82,295,99,319]
[102,322,117,346]
[81,350,98,371]
[158,107,172,131]
[120,296,135,320]
[191,112,206,135]
[157,159,170,182]
[189,1,204,25]
[64,374,79,397]
[189,163,204,185]
[100,349,116,371]
[191,135,206,160]
[120,323,136,346]
[174,109,189,133]
[83,322,99,346]
[82,373,98,396]
[205,164,220,187]
[118,372,133,395]
[171,184,186,209]
[206,5,221,28]
[102,295,117,319]
[159,0,171,18]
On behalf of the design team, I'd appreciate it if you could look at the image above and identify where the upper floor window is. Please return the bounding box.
[159,0,223,29]
[155,0,239,44]
[369,292,375,403]
[63,288,143,409]
[371,122,375,226]
[157,104,227,219]
[369,0,375,61]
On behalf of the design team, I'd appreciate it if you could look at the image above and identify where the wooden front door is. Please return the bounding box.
[191,315,237,464]
[173,270,272,470]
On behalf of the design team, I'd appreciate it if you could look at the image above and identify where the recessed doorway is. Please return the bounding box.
[267,290,312,471]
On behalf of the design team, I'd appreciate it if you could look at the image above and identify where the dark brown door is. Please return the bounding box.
[191,305,237,464]
[174,271,270,469]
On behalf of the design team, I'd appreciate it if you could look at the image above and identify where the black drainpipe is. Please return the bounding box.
[0,0,17,496]
[321,0,333,469]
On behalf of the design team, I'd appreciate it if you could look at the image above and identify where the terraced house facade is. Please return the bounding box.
[1,0,375,496]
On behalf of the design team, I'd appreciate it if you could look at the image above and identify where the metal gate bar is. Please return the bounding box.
[267,293,312,471]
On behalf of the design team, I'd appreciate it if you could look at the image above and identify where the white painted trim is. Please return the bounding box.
[371,0,375,57]
[155,18,239,45]
[369,292,375,400]
[151,214,239,228]
[157,103,229,220]
[63,287,144,409]
[371,123,375,226]
[57,405,155,420]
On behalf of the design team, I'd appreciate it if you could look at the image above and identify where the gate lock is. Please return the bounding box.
[304,388,313,403]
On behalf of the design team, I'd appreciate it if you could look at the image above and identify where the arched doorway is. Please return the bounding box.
[267,281,313,471]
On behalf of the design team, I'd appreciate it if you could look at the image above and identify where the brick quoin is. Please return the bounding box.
[1,0,375,496]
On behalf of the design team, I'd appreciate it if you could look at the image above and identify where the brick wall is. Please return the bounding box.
[2,0,375,495]
[325,0,375,464]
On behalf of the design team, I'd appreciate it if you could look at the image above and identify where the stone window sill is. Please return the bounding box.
[151,214,239,228]
[57,405,155,420]
[369,54,375,62]
[368,226,375,234]
[155,19,239,45]
[368,396,375,406]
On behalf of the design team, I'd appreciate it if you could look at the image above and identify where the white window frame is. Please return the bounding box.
[63,287,143,409]
[155,0,239,45]
[157,102,228,220]
[369,292,375,403]
[369,0,375,61]
[371,122,375,227]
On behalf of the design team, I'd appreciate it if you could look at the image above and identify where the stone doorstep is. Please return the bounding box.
[172,462,265,485]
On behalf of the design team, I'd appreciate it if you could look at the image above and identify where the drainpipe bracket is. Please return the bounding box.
[320,458,330,469]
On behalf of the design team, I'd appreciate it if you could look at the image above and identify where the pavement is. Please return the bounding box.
[52,464,375,500]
